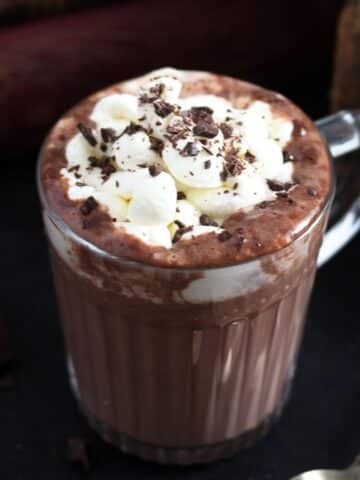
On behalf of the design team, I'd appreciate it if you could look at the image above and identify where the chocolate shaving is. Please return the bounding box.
[77,123,97,147]
[80,196,98,216]
[149,164,162,177]
[245,150,256,163]
[68,165,80,172]
[100,143,107,152]
[88,156,99,168]
[174,219,185,228]
[179,110,193,126]
[149,136,164,154]
[67,437,91,472]
[149,83,165,97]
[202,145,213,154]
[124,122,144,136]
[100,127,118,143]
[199,214,218,227]
[224,148,244,176]
[154,100,174,118]
[177,191,186,200]
[204,160,211,169]
[267,179,285,192]
[165,123,188,146]
[220,123,233,139]
[100,160,116,180]
[173,225,193,243]
[181,142,199,156]
[88,155,116,180]
[218,230,232,242]
[220,167,229,182]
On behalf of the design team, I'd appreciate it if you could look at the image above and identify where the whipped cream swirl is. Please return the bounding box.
[62,68,294,248]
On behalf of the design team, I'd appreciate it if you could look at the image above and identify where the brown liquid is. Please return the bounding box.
[46,208,326,464]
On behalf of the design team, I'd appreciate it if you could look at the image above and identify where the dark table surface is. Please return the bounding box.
[1,166,359,480]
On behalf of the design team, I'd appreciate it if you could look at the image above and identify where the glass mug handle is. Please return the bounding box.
[315,110,360,266]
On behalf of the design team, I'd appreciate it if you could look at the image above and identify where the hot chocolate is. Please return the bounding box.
[38,68,332,463]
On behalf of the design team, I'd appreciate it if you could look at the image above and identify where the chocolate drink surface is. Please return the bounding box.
[38,68,332,464]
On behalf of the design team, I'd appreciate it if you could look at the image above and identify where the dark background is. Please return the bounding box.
[1,0,359,478]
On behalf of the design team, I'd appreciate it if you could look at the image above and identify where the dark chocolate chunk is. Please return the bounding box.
[154,100,174,118]
[204,159,211,169]
[218,230,232,242]
[220,123,233,139]
[181,142,199,156]
[77,123,97,147]
[100,127,118,143]
[193,119,219,139]
[100,143,107,152]
[80,196,98,216]
[67,437,91,472]
[177,191,186,200]
[149,164,162,177]
[190,106,213,123]
[199,214,218,227]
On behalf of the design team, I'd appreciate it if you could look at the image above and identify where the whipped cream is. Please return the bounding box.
[61,68,294,248]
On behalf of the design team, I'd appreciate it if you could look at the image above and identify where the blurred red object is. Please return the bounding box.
[0,0,344,154]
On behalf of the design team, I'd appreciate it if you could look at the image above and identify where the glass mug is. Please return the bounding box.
[37,109,360,465]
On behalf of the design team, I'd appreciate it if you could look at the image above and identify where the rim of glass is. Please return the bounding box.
[36,127,336,273]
